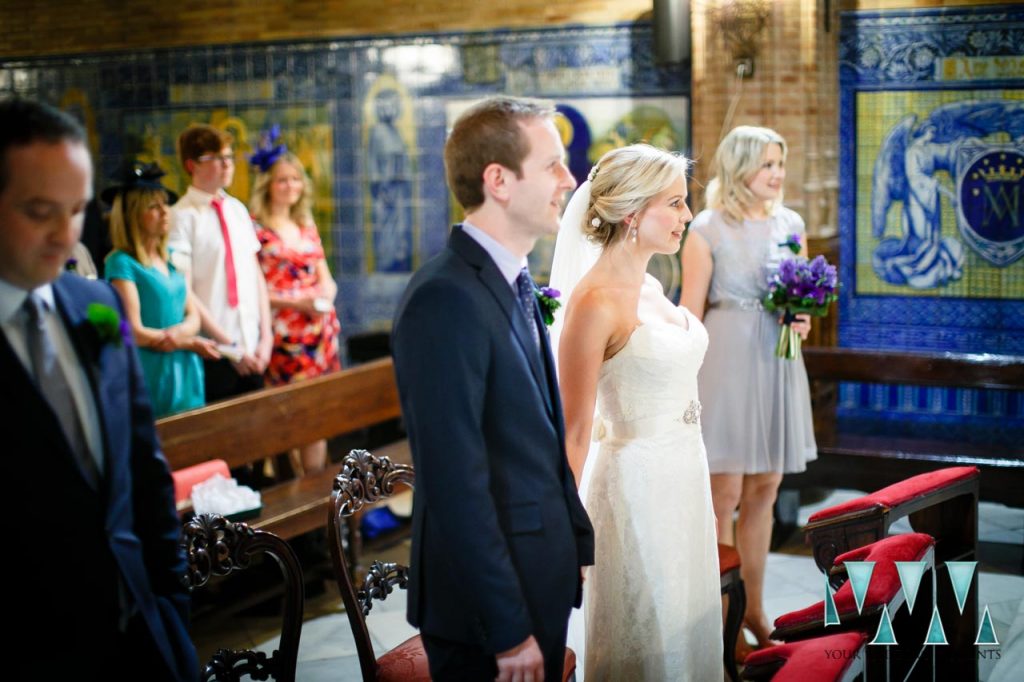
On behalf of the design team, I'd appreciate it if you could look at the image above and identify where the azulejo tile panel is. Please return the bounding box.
[838,4,1024,431]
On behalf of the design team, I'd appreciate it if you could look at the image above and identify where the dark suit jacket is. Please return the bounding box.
[392,225,594,657]
[4,273,197,681]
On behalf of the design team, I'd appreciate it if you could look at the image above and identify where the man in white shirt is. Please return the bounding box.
[0,98,196,680]
[168,124,272,402]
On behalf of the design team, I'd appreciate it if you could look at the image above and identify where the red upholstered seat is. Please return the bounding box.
[807,466,978,523]
[562,647,577,680]
[719,543,741,574]
[774,533,934,630]
[744,632,868,681]
[376,635,430,682]
[374,635,577,682]
[171,459,230,504]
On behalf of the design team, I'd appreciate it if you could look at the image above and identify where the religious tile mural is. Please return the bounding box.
[839,4,1023,438]
[0,23,688,341]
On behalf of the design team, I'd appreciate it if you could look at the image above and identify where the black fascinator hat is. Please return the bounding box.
[101,160,179,206]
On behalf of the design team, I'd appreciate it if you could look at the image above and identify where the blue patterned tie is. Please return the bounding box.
[516,267,540,349]
[23,293,99,486]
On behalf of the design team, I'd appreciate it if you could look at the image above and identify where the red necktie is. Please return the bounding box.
[211,196,239,308]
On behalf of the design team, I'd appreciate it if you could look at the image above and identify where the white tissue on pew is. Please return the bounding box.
[191,474,262,516]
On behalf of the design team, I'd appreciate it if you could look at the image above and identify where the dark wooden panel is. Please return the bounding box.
[787,347,1024,508]
[801,347,1024,391]
[157,357,401,470]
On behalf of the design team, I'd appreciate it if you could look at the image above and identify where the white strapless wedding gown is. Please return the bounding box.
[572,310,722,681]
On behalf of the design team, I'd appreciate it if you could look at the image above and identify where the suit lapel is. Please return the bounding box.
[0,294,100,491]
[52,276,113,492]
[536,311,565,435]
[450,227,555,419]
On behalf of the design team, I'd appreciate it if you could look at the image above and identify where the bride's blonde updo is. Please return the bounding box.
[583,143,691,248]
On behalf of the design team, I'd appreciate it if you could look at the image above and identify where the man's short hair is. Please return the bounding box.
[444,96,556,212]
[177,124,232,175]
[0,98,86,194]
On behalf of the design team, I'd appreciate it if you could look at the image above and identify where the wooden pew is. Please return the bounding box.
[785,347,1024,506]
[157,357,409,540]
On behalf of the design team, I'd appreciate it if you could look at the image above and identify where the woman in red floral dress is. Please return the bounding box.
[251,144,340,472]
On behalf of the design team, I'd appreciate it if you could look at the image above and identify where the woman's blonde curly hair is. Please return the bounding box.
[582,143,691,248]
[705,125,787,224]
[249,152,315,226]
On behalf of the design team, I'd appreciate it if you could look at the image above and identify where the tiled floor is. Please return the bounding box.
[194,491,1023,680]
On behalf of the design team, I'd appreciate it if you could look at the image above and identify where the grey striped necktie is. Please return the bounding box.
[516,267,541,349]
[23,293,99,486]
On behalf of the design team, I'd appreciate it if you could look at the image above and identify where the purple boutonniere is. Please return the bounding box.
[534,286,561,327]
[779,233,802,255]
[86,303,131,347]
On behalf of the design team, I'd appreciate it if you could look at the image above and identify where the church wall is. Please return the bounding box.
[3,1,1018,437]
[0,6,688,336]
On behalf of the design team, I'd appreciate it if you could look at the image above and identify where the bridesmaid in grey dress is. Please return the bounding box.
[681,125,818,652]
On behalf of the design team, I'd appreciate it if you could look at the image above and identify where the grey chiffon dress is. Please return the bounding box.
[689,207,818,474]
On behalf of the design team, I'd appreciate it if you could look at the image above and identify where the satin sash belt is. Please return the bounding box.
[709,298,765,312]
[594,400,702,441]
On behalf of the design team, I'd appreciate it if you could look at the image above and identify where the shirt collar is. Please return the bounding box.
[461,220,528,287]
[183,185,225,204]
[0,277,55,325]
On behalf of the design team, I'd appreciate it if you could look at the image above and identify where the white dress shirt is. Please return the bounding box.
[168,185,263,353]
[461,221,529,291]
[0,277,105,474]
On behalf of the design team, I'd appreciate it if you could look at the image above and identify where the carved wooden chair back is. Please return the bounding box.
[327,448,417,681]
[181,514,305,682]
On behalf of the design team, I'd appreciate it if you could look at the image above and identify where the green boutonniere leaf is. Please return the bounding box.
[86,303,125,347]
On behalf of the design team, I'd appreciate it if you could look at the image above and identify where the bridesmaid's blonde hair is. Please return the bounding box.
[250,152,315,226]
[108,188,170,267]
[584,144,691,248]
[705,126,787,224]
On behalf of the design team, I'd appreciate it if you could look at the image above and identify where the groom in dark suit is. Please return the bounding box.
[392,96,593,681]
[0,99,197,680]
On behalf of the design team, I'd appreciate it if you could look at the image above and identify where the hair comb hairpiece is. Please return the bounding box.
[249,124,287,173]
[587,164,600,182]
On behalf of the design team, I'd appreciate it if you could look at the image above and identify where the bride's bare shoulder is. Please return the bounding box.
[566,284,618,321]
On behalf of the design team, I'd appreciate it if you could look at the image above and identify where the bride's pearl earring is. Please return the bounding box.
[628,222,638,243]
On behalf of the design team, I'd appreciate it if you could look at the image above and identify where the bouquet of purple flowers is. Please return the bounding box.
[763,254,839,360]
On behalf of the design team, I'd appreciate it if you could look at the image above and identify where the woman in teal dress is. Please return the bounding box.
[104,162,219,417]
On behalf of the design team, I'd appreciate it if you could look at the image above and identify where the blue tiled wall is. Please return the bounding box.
[837,4,1024,438]
[0,23,690,345]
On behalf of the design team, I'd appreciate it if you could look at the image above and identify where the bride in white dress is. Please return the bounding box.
[551,144,722,680]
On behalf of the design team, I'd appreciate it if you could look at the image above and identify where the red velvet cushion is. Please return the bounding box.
[718,543,741,574]
[377,634,430,682]
[808,466,978,523]
[171,459,231,504]
[774,533,934,630]
[562,647,577,682]
[375,638,574,682]
[745,632,868,681]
